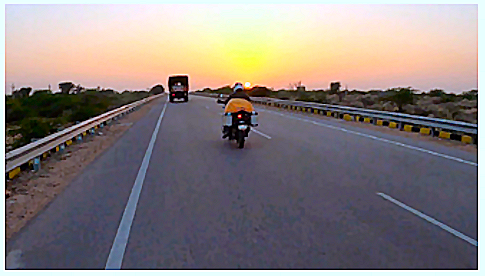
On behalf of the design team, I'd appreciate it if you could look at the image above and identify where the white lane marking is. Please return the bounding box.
[105,98,169,269]
[377,192,478,247]
[258,109,477,167]
[252,129,272,139]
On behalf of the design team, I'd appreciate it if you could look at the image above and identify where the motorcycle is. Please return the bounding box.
[217,98,258,149]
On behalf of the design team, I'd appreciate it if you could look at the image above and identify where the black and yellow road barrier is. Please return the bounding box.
[253,100,475,145]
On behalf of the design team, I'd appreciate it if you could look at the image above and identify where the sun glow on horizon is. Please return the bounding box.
[4,4,478,93]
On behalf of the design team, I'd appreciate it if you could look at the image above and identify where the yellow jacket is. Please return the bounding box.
[224,98,254,113]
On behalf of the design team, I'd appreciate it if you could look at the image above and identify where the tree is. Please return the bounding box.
[462,89,477,101]
[289,81,302,90]
[73,84,84,94]
[249,86,271,97]
[149,84,165,95]
[428,89,457,103]
[12,87,32,99]
[428,89,445,97]
[385,87,415,112]
[100,88,115,94]
[328,82,344,101]
[59,82,75,94]
[330,82,341,92]
[213,85,232,95]
[32,89,52,96]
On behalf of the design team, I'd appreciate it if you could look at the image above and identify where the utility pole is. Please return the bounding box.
[48,84,51,91]
[11,83,15,93]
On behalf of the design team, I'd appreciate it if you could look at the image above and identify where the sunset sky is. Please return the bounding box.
[4,4,478,94]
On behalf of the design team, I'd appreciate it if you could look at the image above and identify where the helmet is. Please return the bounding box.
[233,82,244,92]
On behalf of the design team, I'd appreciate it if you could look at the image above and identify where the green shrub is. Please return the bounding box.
[6,88,151,151]
[382,87,415,112]
[461,89,477,101]
[17,118,53,145]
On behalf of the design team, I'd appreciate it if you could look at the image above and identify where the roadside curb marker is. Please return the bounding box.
[462,135,472,144]
[439,131,451,139]
[7,167,21,180]
[403,125,413,132]
[420,128,431,135]
[254,99,475,145]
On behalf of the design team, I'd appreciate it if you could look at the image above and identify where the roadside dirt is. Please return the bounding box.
[5,97,164,240]
[259,104,478,155]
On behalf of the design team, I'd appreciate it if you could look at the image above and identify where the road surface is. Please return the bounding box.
[6,95,478,269]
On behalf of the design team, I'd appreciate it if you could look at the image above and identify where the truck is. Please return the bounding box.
[168,75,189,102]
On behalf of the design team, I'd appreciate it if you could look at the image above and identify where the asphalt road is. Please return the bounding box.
[6,94,478,269]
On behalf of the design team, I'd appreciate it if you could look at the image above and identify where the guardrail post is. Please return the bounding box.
[33,157,41,172]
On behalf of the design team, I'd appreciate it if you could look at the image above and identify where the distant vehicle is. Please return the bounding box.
[168,75,189,102]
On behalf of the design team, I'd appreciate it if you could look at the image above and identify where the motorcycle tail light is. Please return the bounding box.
[237,114,242,119]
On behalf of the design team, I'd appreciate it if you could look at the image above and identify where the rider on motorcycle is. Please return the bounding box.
[222,83,253,139]
[223,82,251,104]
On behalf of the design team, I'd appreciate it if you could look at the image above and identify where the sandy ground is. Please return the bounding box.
[259,104,478,155]
[5,97,163,240]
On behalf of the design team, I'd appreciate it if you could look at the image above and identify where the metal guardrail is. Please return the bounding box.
[260,98,478,135]
[6,93,165,174]
[193,92,477,137]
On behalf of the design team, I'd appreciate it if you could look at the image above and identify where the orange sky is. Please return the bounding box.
[4,4,478,94]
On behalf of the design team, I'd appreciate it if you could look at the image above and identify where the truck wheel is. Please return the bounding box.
[169,97,174,103]
[185,97,189,102]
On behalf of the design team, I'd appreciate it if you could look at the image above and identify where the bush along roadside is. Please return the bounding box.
[5,88,162,151]
[195,86,477,124]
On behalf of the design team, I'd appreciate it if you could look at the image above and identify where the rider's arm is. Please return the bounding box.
[224,95,233,105]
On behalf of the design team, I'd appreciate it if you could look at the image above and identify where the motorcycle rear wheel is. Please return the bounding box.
[237,131,245,148]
